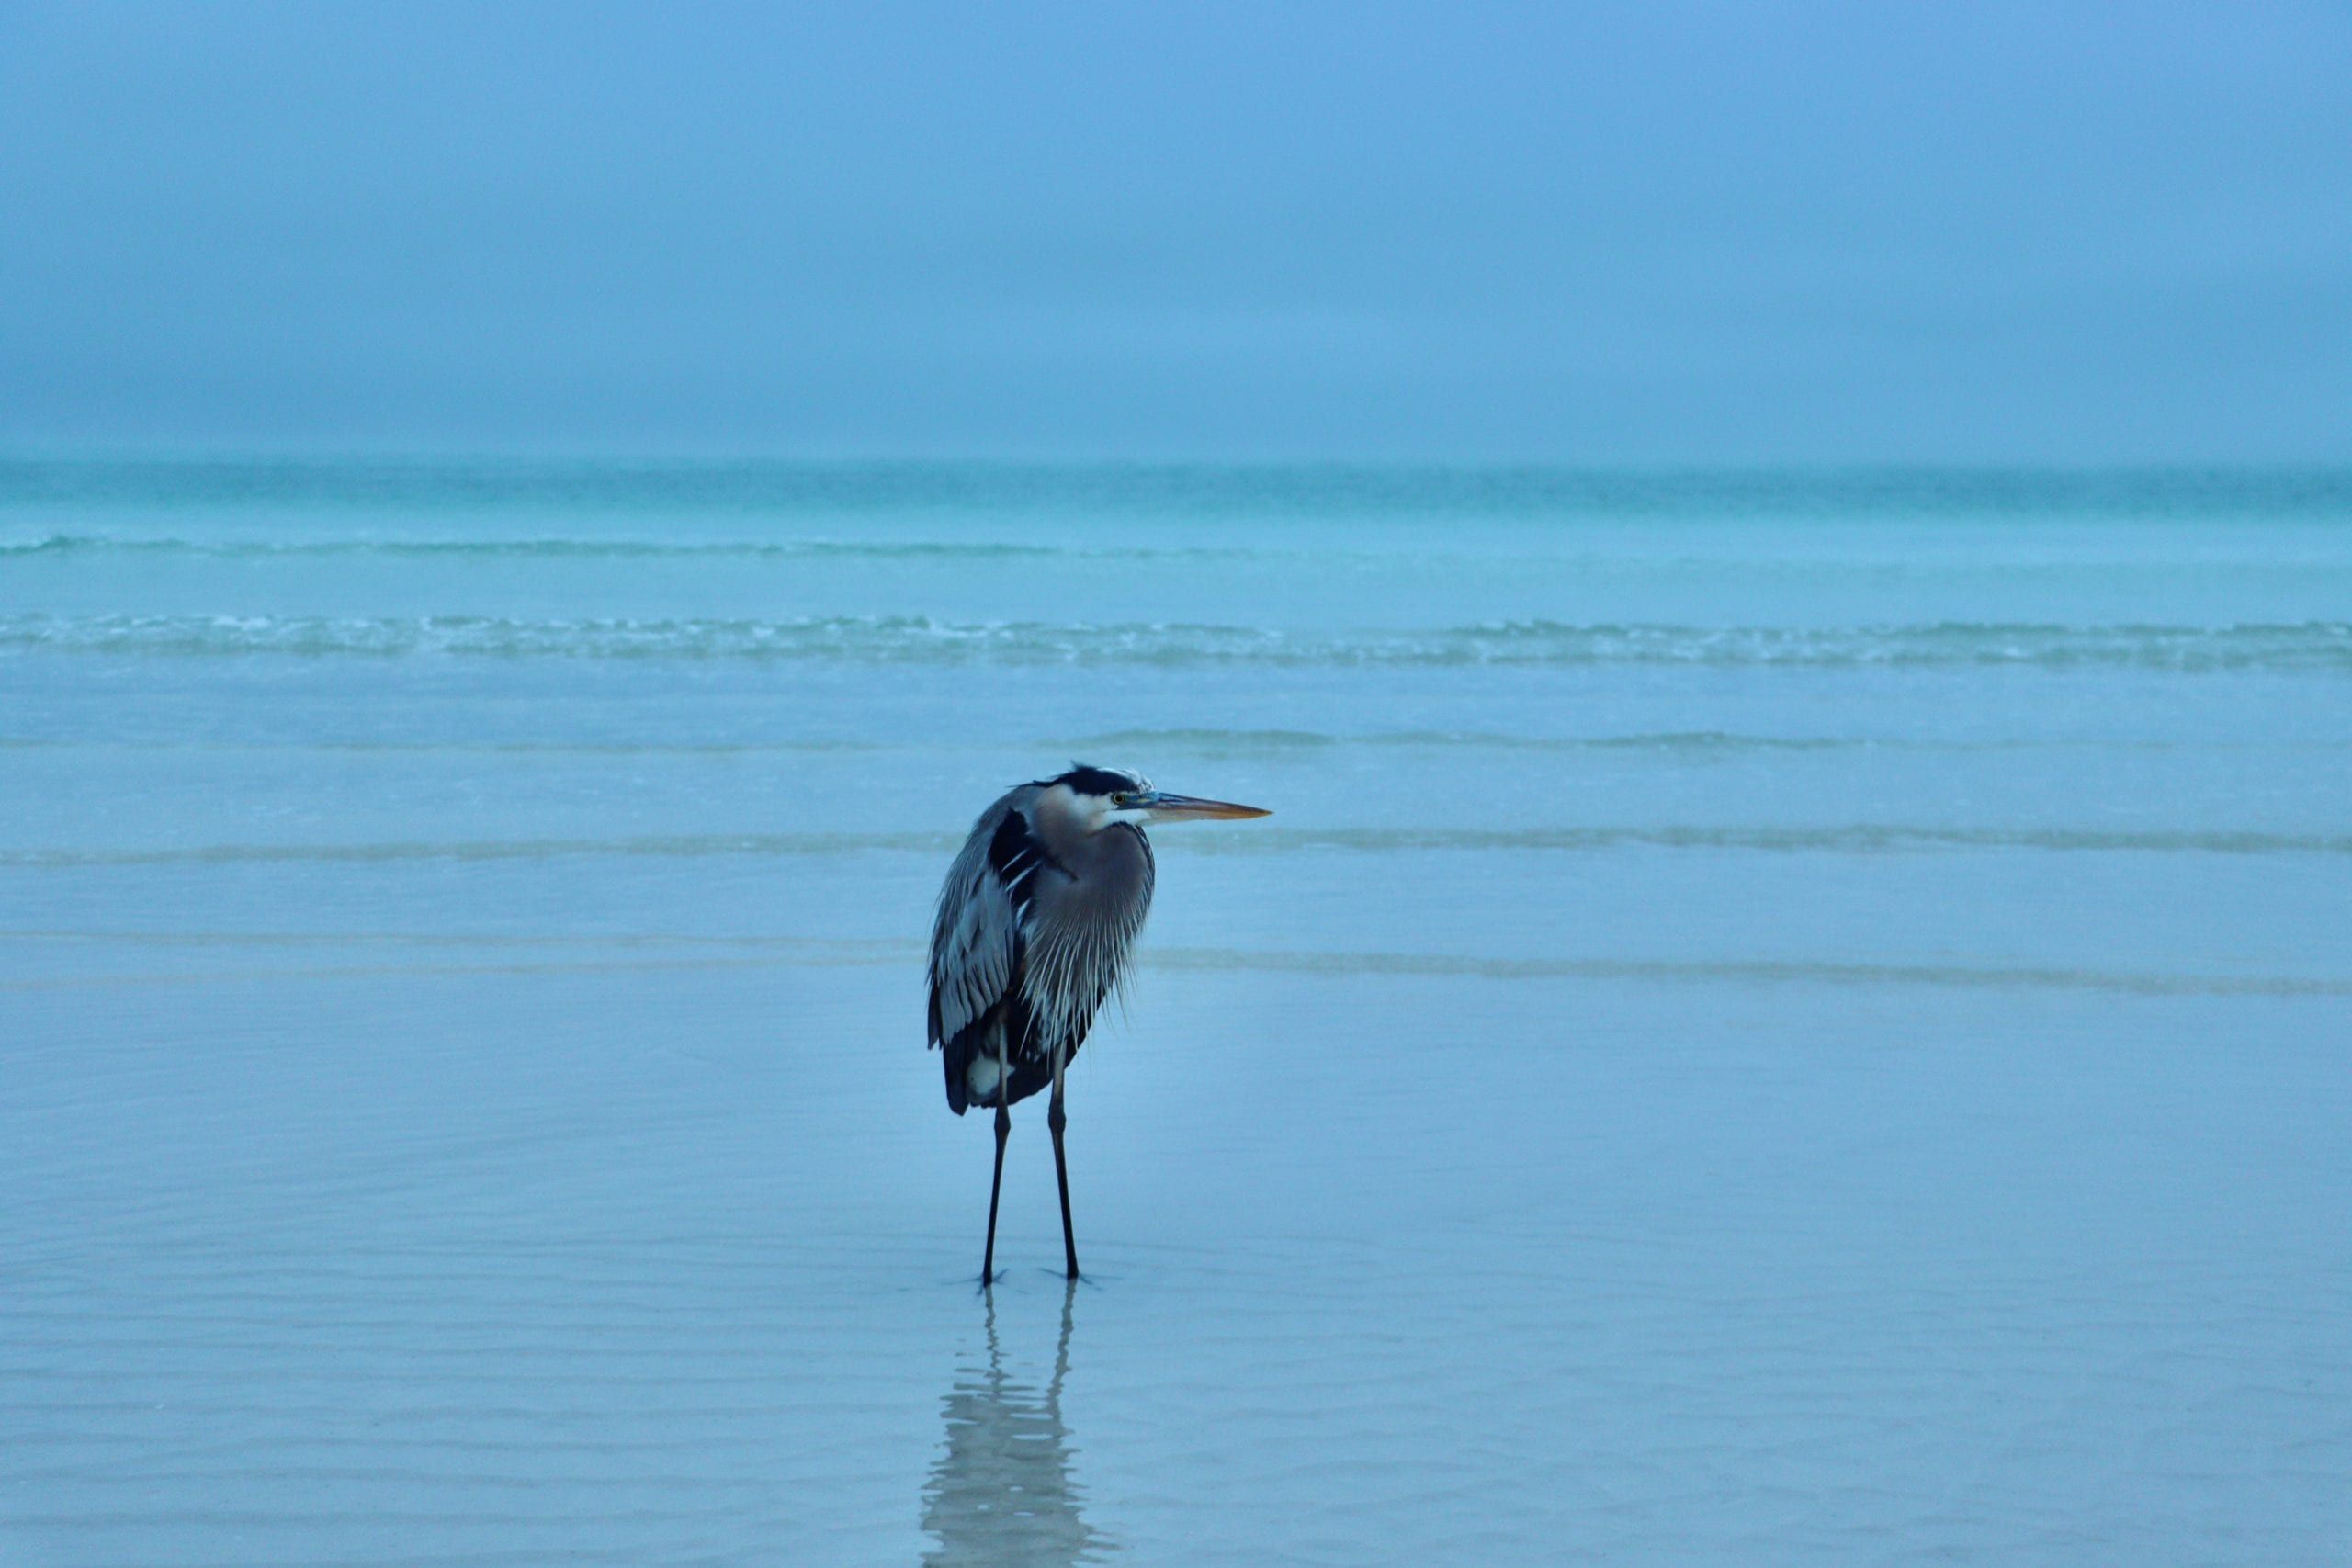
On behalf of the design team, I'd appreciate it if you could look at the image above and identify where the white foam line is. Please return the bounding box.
[1,944,2342,998]
[7,822,2350,868]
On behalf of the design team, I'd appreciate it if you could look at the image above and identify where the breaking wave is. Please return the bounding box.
[5,613,2349,671]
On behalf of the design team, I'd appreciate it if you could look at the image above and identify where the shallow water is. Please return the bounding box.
[4,461,2348,1563]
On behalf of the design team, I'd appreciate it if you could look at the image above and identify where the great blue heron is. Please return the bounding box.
[928,764,1269,1282]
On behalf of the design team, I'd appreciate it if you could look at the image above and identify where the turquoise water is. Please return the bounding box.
[4,461,2348,1563]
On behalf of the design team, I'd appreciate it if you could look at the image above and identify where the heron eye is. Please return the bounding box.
[1111,792,1131,807]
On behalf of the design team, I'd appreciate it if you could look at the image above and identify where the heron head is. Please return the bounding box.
[1045,764,1272,830]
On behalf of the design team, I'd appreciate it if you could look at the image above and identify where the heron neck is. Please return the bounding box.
[1030,792,1144,885]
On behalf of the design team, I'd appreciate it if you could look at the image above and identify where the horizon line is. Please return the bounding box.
[6,447,2352,476]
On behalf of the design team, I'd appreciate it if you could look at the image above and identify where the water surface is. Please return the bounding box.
[4,461,2347,1563]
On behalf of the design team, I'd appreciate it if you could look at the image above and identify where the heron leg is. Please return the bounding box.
[1049,1045,1079,1280]
[980,1032,1012,1286]
[981,1095,1011,1286]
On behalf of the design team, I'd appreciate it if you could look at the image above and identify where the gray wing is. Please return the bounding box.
[927,786,1049,1112]
[928,794,1021,1052]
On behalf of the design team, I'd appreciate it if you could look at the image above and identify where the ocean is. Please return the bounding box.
[4,459,2347,1563]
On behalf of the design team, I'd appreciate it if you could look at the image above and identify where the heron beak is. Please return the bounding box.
[1139,791,1272,823]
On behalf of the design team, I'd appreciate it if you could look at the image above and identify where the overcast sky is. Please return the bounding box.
[3,2,2346,460]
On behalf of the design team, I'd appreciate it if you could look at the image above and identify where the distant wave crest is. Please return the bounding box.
[0,532,1250,562]
[5,613,2350,671]
[7,457,2352,517]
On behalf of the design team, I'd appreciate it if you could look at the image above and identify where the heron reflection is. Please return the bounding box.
[921,1281,1111,1565]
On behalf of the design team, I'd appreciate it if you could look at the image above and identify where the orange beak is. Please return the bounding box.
[1138,791,1272,823]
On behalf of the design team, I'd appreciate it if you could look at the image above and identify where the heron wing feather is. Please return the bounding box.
[929,800,1023,1049]
[929,789,1064,1112]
